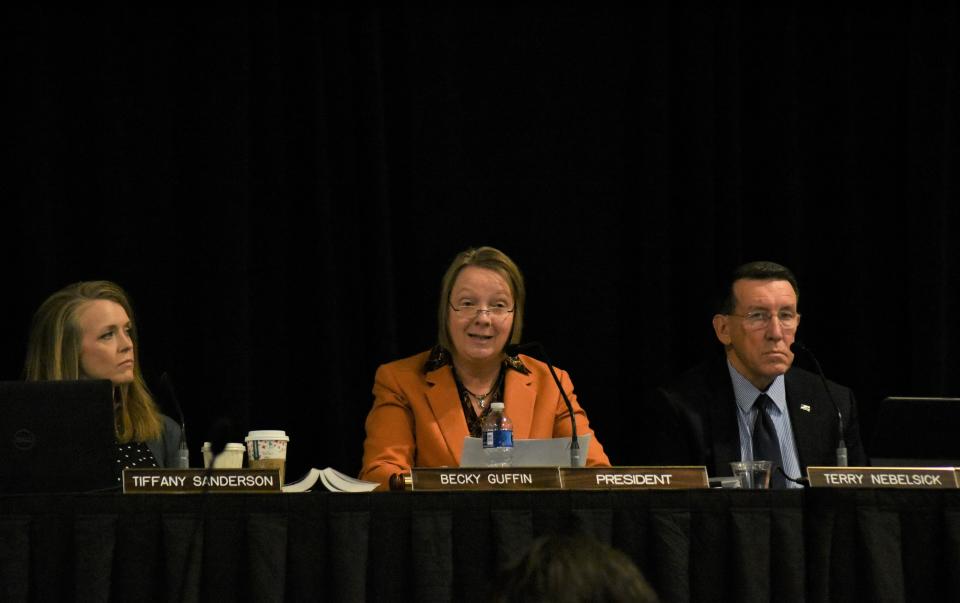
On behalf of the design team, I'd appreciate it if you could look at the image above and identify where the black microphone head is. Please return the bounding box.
[159,371,188,444]
[159,372,185,422]
[790,341,807,354]
[505,342,540,356]
[207,417,233,456]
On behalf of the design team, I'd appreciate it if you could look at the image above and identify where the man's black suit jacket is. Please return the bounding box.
[647,356,867,478]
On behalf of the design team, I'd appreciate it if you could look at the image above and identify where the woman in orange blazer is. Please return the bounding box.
[360,246,610,490]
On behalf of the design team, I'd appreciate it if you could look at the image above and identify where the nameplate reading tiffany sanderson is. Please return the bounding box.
[807,466,959,489]
[122,469,282,494]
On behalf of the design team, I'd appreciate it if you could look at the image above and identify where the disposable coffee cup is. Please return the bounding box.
[201,442,245,469]
[245,430,289,484]
[730,460,772,489]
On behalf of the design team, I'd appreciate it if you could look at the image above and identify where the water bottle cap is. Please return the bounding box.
[490,401,505,410]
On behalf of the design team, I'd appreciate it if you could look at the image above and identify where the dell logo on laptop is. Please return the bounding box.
[13,429,36,451]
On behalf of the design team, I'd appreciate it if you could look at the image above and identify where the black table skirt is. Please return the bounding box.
[2,489,959,602]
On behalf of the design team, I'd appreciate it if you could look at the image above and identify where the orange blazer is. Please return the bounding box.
[360,350,611,490]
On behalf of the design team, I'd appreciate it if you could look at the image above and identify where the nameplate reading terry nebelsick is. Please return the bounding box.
[410,468,563,491]
[122,469,282,494]
[560,466,709,490]
[807,466,959,489]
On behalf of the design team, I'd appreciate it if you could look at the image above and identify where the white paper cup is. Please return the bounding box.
[245,430,289,483]
[201,442,245,469]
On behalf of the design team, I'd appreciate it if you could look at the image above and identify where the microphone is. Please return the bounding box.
[207,416,233,459]
[505,342,581,468]
[790,341,848,467]
[159,372,190,468]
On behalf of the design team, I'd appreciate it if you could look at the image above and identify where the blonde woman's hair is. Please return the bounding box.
[24,280,162,443]
[436,246,526,353]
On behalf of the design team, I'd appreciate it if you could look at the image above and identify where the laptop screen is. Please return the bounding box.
[0,380,119,493]
[869,396,960,467]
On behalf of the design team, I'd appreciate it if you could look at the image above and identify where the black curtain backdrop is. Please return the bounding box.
[4,6,958,480]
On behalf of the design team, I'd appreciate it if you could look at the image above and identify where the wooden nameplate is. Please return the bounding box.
[807,466,959,489]
[122,468,282,494]
[561,466,708,489]
[396,466,709,491]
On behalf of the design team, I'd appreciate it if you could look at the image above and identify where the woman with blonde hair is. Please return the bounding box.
[24,280,182,470]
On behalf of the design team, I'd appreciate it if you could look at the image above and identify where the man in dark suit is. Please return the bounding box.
[647,261,866,487]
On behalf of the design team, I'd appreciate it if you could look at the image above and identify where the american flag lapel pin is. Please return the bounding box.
[800,403,812,412]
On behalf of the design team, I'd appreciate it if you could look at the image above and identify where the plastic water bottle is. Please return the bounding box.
[482,402,513,467]
[176,440,190,469]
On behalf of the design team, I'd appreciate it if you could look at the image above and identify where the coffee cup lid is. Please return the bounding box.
[202,441,245,451]
[245,429,289,441]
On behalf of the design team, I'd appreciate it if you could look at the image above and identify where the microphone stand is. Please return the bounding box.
[160,372,190,469]
[791,342,848,467]
[506,342,581,468]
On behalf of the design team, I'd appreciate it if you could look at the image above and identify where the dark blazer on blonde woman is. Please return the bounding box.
[145,415,183,468]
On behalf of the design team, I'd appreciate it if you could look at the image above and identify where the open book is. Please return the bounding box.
[282,467,379,493]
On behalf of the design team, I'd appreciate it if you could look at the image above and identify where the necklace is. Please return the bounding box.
[463,386,495,409]
[456,364,504,411]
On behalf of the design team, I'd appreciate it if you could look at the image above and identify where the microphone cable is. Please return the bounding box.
[777,465,809,487]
